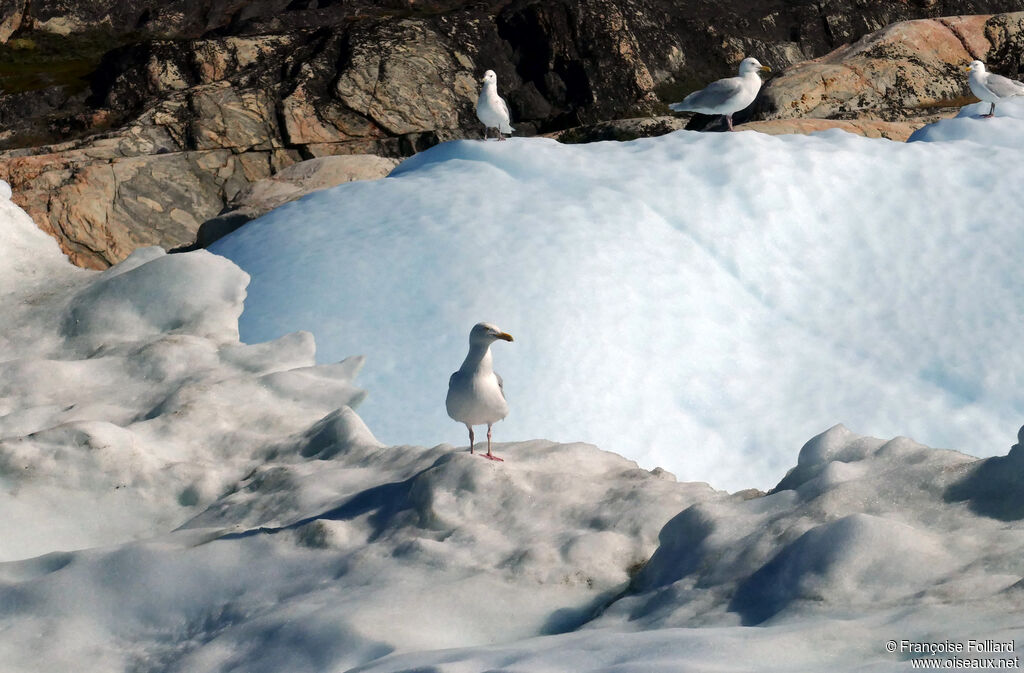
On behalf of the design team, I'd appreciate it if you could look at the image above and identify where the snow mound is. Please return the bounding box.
[330,429,1024,673]
[608,425,1021,632]
[63,247,246,345]
[729,513,956,624]
[0,200,722,670]
[1,428,717,672]
[214,117,1024,490]
[907,99,1024,145]
[0,185,67,285]
[0,214,365,562]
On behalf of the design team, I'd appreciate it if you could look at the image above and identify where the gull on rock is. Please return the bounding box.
[965,60,1024,118]
[670,57,770,131]
[476,70,514,140]
[446,322,514,461]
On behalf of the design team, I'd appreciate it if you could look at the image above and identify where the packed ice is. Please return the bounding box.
[1,103,1023,672]
[215,98,1024,491]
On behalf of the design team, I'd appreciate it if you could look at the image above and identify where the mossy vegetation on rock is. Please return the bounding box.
[0,29,139,94]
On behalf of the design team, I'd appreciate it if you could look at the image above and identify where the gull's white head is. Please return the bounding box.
[470,322,514,346]
[966,60,986,73]
[738,57,771,76]
[481,70,498,85]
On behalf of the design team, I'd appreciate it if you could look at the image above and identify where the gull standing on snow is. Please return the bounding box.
[476,70,514,140]
[670,57,771,131]
[965,60,1024,118]
[447,322,514,461]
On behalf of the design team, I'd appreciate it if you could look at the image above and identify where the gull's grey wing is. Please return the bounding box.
[447,370,467,397]
[495,371,505,400]
[985,73,1024,98]
[670,77,743,112]
[499,95,512,122]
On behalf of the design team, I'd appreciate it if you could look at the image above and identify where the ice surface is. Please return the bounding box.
[907,99,1024,145]
[214,109,1024,491]
[0,205,366,561]
[3,115,1024,673]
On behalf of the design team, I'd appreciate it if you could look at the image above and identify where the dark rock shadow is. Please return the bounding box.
[170,211,254,253]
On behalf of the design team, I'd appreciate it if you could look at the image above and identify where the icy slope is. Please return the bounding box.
[0,199,365,561]
[0,433,720,673]
[908,99,1024,144]
[616,424,1024,628]
[212,99,1024,490]
[353,425,1024,673]
[2,182,1023,672]
[0,193,717,671]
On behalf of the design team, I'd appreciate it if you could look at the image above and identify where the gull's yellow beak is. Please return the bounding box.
[497,332,514,342]
[964,65,971,71]
[761,65,771,72]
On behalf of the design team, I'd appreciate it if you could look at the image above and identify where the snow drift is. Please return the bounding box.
[214,99,1024,491]
[0,199,365,562]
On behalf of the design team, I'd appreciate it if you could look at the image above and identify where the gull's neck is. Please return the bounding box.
[460,342,493,373]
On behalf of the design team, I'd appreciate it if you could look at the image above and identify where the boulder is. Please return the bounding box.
[553,117,690,143]
[335,19,474,136]
[0,0,25,42]
[741,118,930,141]
[181,154,400,250]
[0,147,289,268]
[232,155,399,212]
[756,12,1024,122]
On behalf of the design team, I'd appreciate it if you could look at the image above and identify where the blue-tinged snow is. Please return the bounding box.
[213,101,1024,490]
[908,99,1024,144]
[2,108,1024,673]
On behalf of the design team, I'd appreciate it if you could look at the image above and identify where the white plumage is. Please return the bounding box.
[476,70,514,140]
[966,60,1024,118]
[446,322,514,461]
[670,57,770,131]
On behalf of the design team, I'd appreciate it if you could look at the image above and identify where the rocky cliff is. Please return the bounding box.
[2,0,1024,266]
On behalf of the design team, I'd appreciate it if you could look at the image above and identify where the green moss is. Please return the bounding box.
[7,38,37,51]
[0,29,141,94]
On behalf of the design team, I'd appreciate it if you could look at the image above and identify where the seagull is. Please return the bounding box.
[476,70,514,140]
[670,57,771,131]
[446,322,514,461]
[965,60,1024,118]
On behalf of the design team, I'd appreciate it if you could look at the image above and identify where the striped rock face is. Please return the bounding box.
[755,12,1024,124]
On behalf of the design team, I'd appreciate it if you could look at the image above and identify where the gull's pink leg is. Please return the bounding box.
[726,114,735,131]
[483,424,504,461]
[467,424,475,454]
[982,103,996,118]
